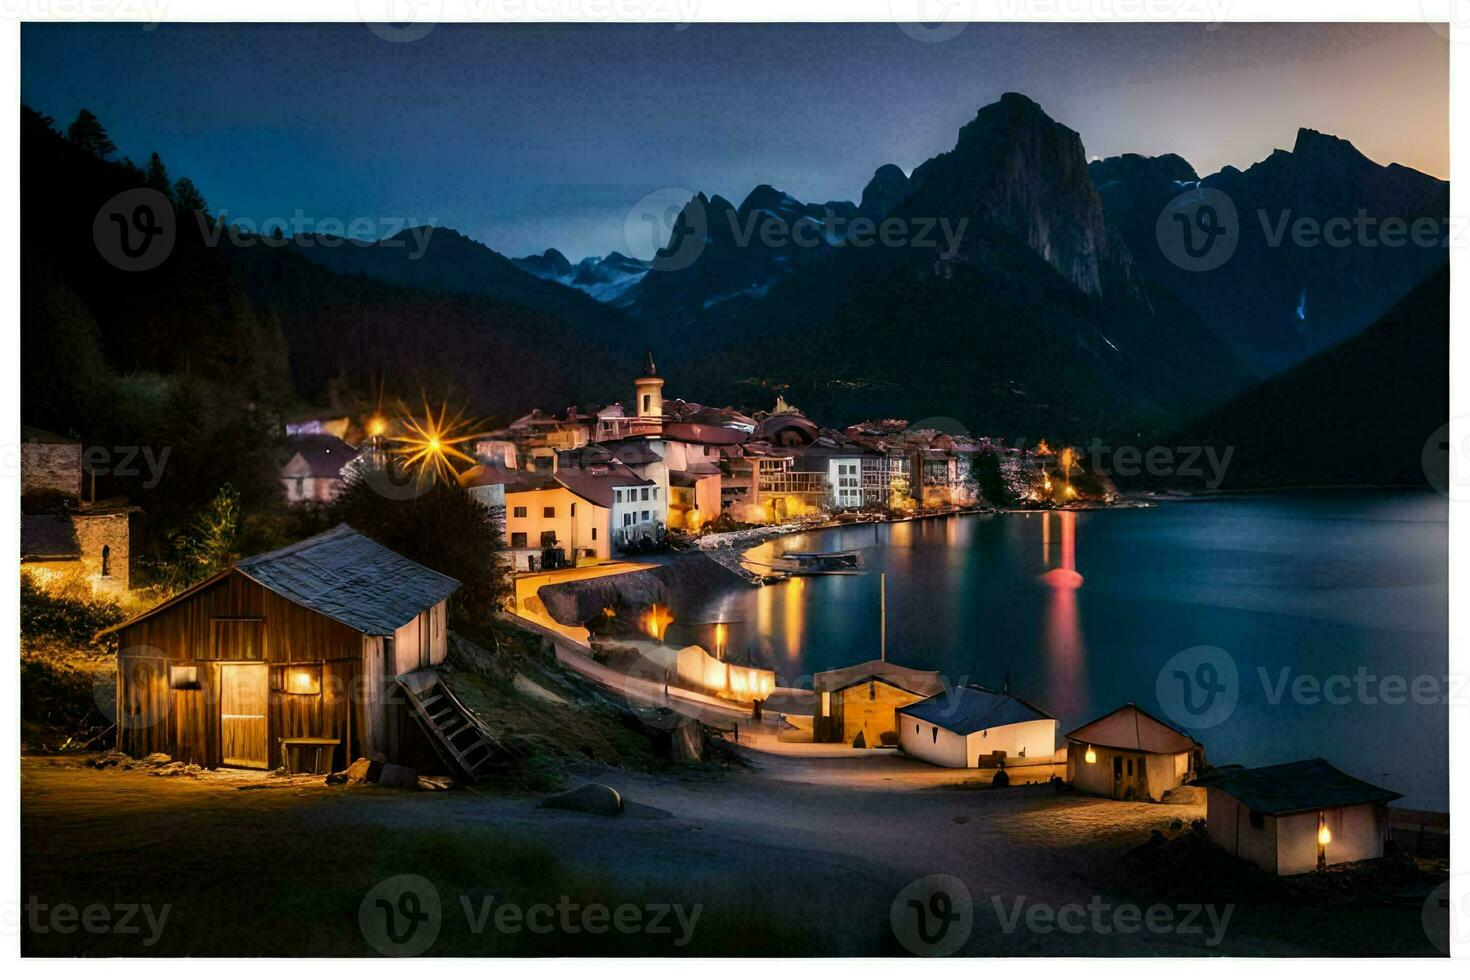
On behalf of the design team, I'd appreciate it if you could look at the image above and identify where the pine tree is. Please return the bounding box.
[66,109,116,158]
[173,177,208,216]
[144,152,172,199]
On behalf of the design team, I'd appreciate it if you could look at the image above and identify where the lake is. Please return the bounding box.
[661,490,1449,810]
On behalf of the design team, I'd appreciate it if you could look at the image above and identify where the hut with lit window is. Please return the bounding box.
[99,525,458,773]
[812,660,946,747]
[1195,759,1401,875]
[1065,703,1204,801]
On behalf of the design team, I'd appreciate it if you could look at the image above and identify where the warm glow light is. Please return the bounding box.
[1084,745,1097,764]
[367,416,386,437]
[1318,822,1332,846]
[387,395,481,483]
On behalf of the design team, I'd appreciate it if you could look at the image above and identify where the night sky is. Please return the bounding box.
[21,21,1447,261]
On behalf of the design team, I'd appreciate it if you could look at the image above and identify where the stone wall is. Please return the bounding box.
[21,443,82,498]
[70,510,135,594]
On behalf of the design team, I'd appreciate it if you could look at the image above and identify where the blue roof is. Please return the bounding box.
[899,685,1053,735]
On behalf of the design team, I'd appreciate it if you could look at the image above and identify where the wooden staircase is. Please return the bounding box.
[398,669,507,783]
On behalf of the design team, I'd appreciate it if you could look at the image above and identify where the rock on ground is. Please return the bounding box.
[540,782,624,816]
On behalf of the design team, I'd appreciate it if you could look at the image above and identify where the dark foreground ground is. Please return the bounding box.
[20,754,1447,956]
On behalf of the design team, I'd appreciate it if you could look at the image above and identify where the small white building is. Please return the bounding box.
[898,684,1056,768]
[1195,758,1401,876]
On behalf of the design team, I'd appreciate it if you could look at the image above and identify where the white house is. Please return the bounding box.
[281,434,362,505]
[1195,758,1401,875]
[898,684,1056,768]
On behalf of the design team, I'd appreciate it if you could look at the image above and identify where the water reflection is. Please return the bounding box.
[1039,511,1087,718]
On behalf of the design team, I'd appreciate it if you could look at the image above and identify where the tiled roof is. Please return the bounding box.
[900,684,1053,734]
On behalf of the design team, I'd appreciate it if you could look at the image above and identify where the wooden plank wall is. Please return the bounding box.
[115,570,369,770]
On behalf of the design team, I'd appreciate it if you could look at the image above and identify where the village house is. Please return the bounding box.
[1195,758,1402,875]
[100,525,459,772]
[20,427,142,595]
[898,684,1057,768]
[812,659,946,747]
[1065,703,1204,801]
[489,458,655,571]
[280,433,363,504]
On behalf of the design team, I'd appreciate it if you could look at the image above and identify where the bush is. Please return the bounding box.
[20,572,125,651]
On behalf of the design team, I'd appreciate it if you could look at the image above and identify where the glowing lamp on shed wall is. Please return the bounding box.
[1318,821,1332,846]
[1084,745,1097,764]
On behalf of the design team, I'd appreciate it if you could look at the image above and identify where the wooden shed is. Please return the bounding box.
[100,525,458,772]
[1195,759,1401,875]
[1065,703,1204,801]
[811,659,945,746]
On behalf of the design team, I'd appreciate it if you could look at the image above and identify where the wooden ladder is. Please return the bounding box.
[398,671,506,784]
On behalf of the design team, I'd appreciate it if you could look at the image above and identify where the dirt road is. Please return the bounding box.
[20,752,1440,956]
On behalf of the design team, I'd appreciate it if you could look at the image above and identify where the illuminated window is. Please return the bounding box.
[820,691,831,715]
[169,665,199,690]
[285,665,321,695]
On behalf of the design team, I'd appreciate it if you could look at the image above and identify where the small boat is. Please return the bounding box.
[773,549,863,575]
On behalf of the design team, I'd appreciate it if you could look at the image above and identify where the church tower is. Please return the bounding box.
[634,349,664,424]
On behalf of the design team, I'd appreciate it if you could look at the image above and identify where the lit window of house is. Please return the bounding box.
[285,665,321,695]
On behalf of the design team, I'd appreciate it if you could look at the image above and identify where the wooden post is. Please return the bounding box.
[880,573,886,662]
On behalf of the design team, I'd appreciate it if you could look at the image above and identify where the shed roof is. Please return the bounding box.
[99,525,459,638]
[20,514,81,561]
[1194,759,1401,816]
[554,462,651,508]
[899,684,1053,734]
[814,659,946,698]
[1065,703,1198,755]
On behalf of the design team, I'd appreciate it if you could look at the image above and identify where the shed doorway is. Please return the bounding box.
[220,663,269,768]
